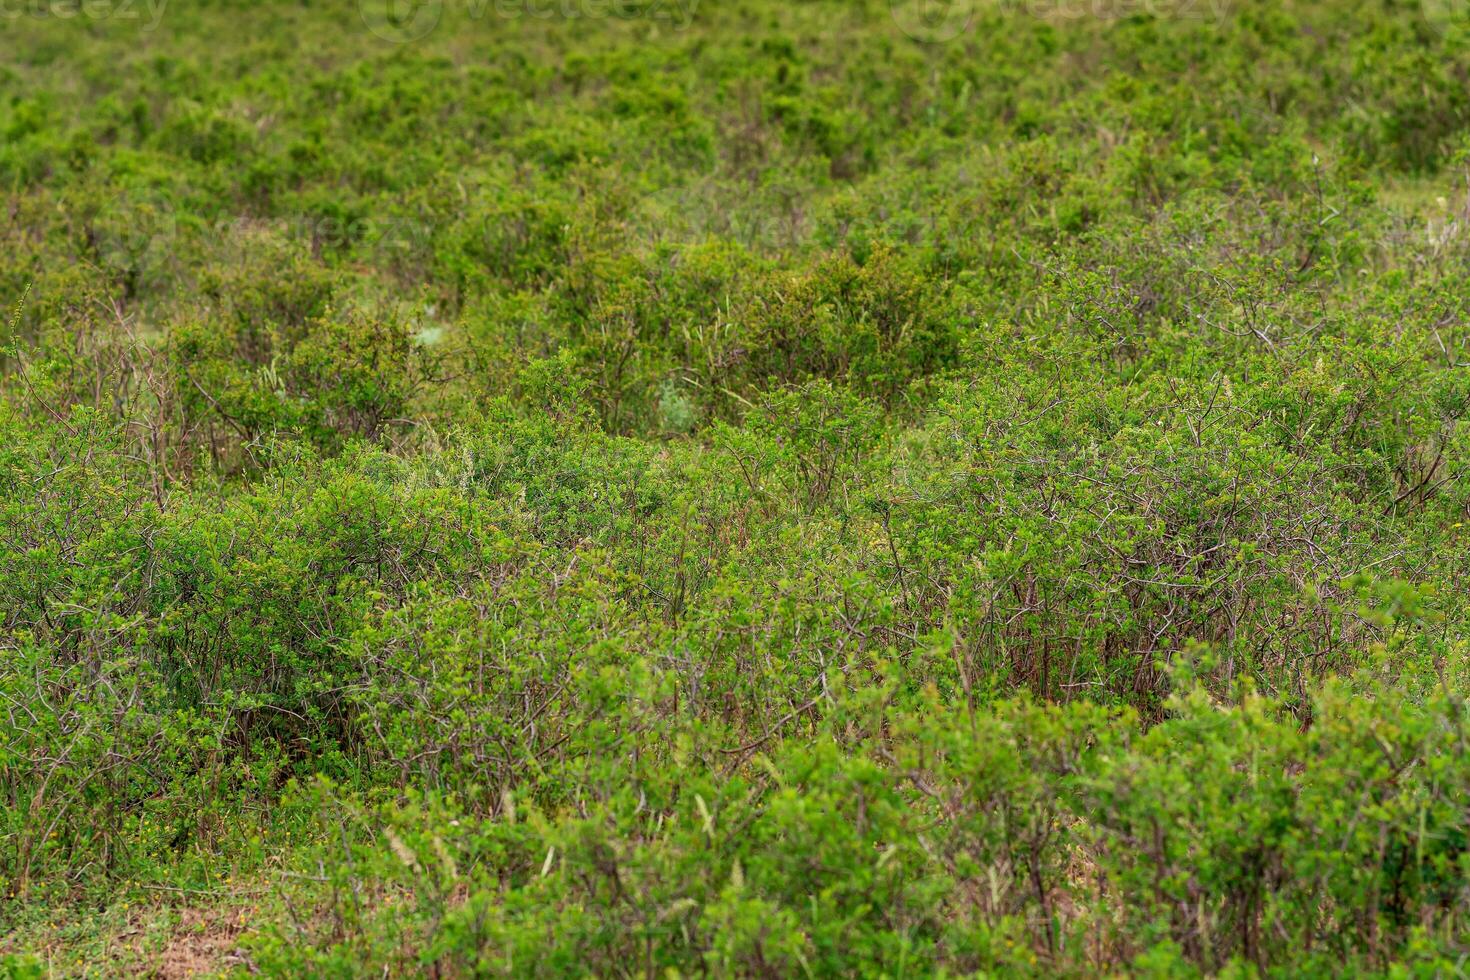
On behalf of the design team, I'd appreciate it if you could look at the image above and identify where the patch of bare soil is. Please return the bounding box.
[150,907,250,979]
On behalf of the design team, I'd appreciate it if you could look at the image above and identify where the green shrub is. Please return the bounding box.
[4,0,1470,973]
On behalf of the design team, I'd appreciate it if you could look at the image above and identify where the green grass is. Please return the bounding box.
[2,0,1470,974]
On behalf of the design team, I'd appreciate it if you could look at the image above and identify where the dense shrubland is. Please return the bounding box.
[3,0,1470,974]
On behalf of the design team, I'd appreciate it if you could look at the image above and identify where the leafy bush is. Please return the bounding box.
[4,0,1470,973]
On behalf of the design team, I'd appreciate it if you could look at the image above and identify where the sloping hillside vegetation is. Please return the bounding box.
[2,0,1470,974]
